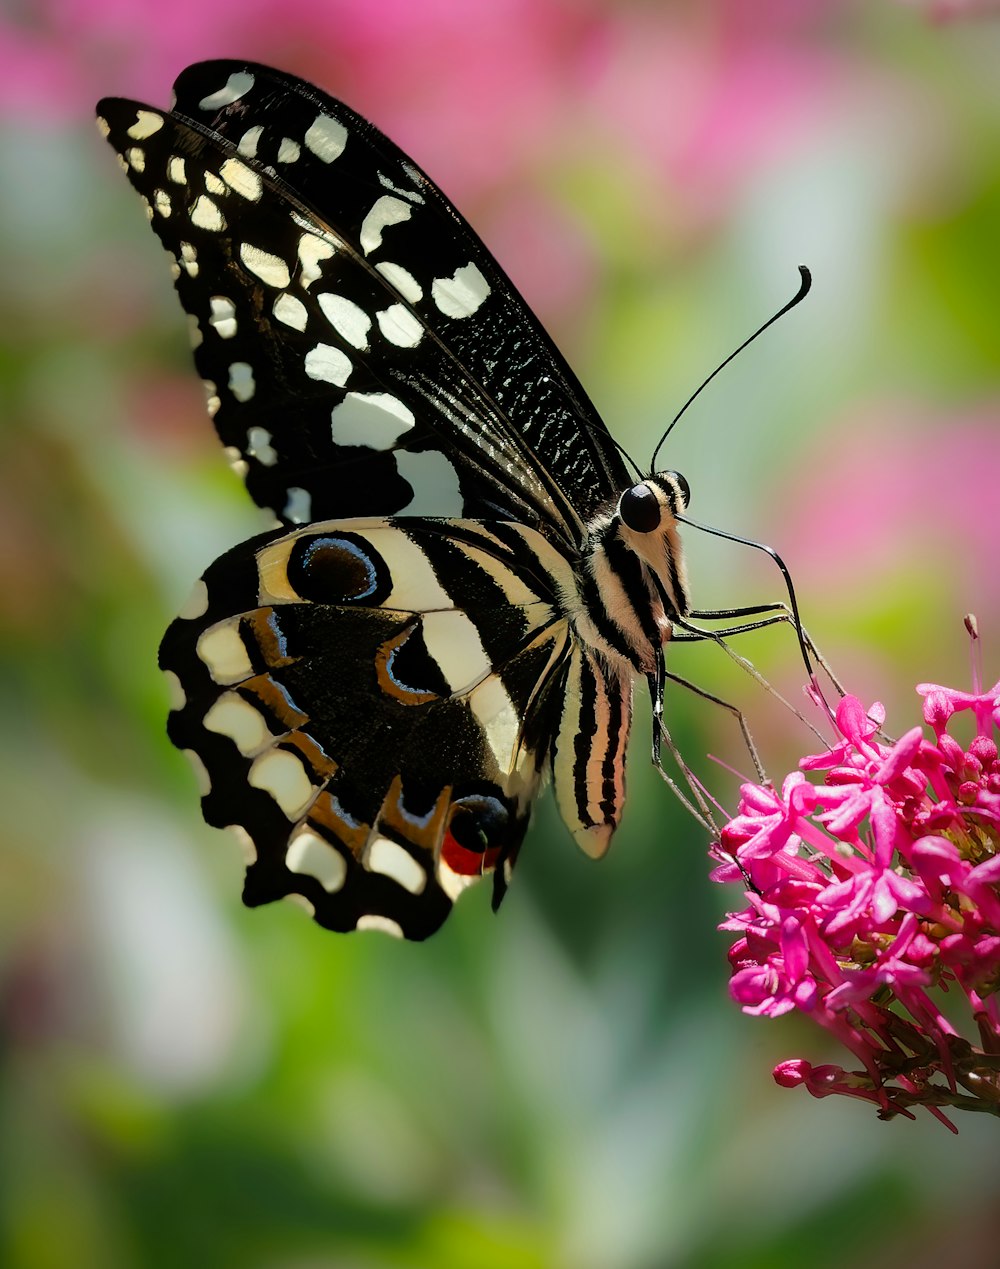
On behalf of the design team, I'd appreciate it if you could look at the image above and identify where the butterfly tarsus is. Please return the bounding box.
[677,602,848,745]
[688,601,843,699]
[665,667,768,785]
[676,513,818,686]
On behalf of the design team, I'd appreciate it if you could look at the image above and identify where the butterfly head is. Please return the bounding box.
[616,471,690,534]
[610,470,692,628]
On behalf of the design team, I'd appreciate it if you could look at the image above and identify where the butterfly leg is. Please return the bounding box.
[645,659,722,833]
[684,602,845,696]
[662,667,767,784]
[674,605,846,739]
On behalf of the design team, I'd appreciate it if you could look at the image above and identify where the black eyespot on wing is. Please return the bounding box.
[448,793,511,855]
[618,483,661,533]
[287,532,392,604]
[440,791,520,912]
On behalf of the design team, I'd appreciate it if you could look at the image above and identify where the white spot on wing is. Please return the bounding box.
[284,487,312,523]
[377,304,423,348]
[237,124,264,158]
[224,445,249,477]
[204,171,226,196]
[377,171,425,205]
[208,295,237,339]
[375,261,423,303]
[248,749,314,820]
[196,623,253,684]
[246,425,277,466]
[304,113,348,162]
[178,578,209,619]
[163,669,186,711]
[220,157,262,201]
[368,836,425,894]
[127,110,163,139]
[287,830,347,892]
[362,526,451,610]
[180,241,198,277]
[227,824,257,863]
[154,188,172,217]
[277,136,301,163]
[395,450,464,515]
[187,314,203,348]
[198,71,255,110]
[190,195,225,232]
[228,362,255,402]
[469,675,521,769]
[432,263,490,319]
[240,243,290,289]
[359,195,412,255]
[297,234,335,286]
[167,155,186,184]
[304,343,352,386]
[284,893,316,917]
[330,392,415,450]
[203,692,270,756]
[183,748,212,796]
[95,116,110,138]
[203,379,220,417]
[356,914,404,938]
[273,293,308,331]
[125,146,145,172]
[421,610,492,692]
[317,293,371,350]
[437,858,480,903]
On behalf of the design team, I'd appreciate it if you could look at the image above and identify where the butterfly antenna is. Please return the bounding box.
[650,265,812,472]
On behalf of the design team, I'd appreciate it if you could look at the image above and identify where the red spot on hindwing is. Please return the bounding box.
[440,830,500,876]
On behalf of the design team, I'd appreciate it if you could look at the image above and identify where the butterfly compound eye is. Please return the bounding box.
[666,470,690,511]
[618,483,661,533]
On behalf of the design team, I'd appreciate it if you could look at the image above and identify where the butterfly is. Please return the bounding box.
[96,61,695,941]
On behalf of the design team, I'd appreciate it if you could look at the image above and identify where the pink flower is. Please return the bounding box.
[714,657,1000,1128]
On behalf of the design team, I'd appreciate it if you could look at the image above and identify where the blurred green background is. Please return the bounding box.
[3,2,1000,1266]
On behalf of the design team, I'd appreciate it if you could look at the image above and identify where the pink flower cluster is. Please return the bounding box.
[713,676,1000,1128]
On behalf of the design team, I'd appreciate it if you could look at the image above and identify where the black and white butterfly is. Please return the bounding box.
[96,60,700,941]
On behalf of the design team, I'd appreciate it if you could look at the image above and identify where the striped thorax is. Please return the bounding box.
[574,471,691,674]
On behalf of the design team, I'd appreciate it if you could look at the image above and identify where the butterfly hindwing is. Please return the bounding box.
[159,517,581,939]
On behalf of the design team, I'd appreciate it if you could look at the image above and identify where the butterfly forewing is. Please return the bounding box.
[97,61,629,540]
